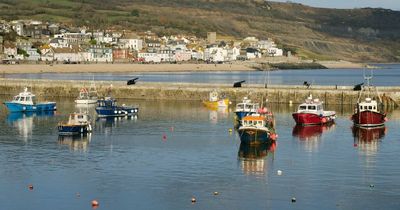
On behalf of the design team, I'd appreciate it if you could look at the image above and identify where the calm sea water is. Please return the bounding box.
[3,64,400,86]
[0,96,400,210]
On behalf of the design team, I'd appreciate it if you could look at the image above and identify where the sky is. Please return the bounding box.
[271,0,400,10]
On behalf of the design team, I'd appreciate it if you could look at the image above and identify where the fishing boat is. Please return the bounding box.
[202,90,229,108]
[238,114,277,145]
[95,97,139,117]
[234,97,259,121]
[292,95,336,125]
[351,74,386,127]
[75,81,98,104]
[58,112,92,136]
[4,87,56,112]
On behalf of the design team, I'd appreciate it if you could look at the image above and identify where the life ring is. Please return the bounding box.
[80,88,88,93]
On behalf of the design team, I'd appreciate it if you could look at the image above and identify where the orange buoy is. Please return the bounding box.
[91,200,99,207]
[162,133,167,140]
[28,184,33,190]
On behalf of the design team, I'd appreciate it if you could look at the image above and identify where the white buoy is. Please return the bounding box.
[277,170,283,176]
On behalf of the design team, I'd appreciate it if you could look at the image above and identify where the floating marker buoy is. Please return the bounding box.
[76,192,80,197]
[277,170,283,176]
[228,128,232,133]
[162,133,167,140]
[91,200,99,207]
[170,126,174,132]
[370,184,374,188]
[213,191,219,195]
[291,197,296,203]
[191,197,196,203]
[28,184,34,190]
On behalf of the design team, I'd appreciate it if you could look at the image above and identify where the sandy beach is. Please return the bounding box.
[0,60,373,74]
[0,63,254,74]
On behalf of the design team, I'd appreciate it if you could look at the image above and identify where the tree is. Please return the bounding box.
[89,39,97,45]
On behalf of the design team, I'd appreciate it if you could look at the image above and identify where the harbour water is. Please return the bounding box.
[0,96,399,210]
[3,64,400,86]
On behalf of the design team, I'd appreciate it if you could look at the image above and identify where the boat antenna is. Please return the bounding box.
[363,69,373,99]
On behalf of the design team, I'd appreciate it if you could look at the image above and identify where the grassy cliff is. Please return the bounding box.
[1,0,399,62]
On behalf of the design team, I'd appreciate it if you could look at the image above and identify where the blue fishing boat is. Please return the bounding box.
[58,113,92,136]
[95,97,139,117]
[234,97,259,121]
[4,88,56,112]
[238,114,277,145]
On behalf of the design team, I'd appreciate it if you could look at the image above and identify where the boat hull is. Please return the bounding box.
[238,127,272,145]
[4,102,56,112]
[292,113,334,125]
[203,99,229,108]
[352,111,385,127]
[58,124,91,136]
[95,107,139,117]
[75,99,98,104]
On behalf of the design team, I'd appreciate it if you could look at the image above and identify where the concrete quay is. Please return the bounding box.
[0,78,399,107]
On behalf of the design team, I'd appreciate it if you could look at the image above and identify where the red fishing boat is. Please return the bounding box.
[351,74,387,127]
[292,95,336,125]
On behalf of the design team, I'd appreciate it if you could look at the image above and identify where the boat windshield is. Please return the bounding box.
[299,105,307,110]
[308,106,316,110]
[236,104,244,109]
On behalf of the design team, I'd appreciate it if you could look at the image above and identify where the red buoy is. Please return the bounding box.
[91,200,99,207]
[28,184,33,191]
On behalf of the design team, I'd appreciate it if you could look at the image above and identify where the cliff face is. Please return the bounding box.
[1,0,399,62]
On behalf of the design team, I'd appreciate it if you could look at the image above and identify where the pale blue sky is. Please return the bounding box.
[271,0,400,10]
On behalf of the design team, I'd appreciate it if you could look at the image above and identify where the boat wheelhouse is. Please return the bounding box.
[95,97,139,117]
[4,88,56,112]
[58,113,92,136]
[75,81,98,104]
[234,97,260,121]
[292,95,335,125]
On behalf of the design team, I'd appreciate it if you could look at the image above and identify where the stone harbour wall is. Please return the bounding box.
[0,78,399,107]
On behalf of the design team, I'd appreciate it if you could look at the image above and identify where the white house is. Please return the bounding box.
[87,45,113,62]
[267,47,283,56]
[119,38,143,51]
[204,47,225,62]
[53,47,82,62]
[138,52,161,63]
[26,48,41,61]
[49,38,69,48]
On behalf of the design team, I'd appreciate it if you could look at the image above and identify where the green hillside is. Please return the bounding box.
[1,0,400,62]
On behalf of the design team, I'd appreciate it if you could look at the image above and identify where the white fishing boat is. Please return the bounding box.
[75,81,98,104]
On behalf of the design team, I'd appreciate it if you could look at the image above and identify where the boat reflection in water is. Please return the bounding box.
[352,126,386,156]
[58,133,92,152]
[238,142,276,176]
[96,116,137,134]
[6,111,55,141]
[292,123,335,152]
[205,106,229,124]
[292,123,335,141]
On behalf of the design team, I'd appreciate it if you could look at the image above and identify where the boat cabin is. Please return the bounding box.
[236,97,260,112]
[358,98,379,112]
[68,113,90,125]
[98,98,117,107]
[298,104,323,112]
[242,115,266,127]
[11,88,36,105]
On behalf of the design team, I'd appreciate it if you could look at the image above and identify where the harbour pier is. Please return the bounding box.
[0,78,399,107]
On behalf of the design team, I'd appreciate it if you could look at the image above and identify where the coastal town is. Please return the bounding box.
[0,19,285,64]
